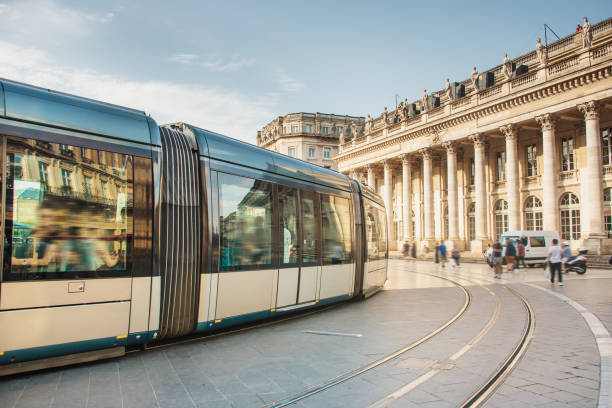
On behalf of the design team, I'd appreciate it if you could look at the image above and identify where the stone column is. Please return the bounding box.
[469,134,488,250]
[501,124,521,231]
[443,142,462,248]
[401,154,413,243]
[535,113,559,232]
[367,164,375,188]
[578,101,605,252]
[383,160,394,243]
[421,149,435,243]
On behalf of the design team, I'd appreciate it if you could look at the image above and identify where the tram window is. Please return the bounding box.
[365,202,386,261]
[301,190,318,265]
[279,186,298,266]
[321,195,352,264]
[3,137,133,281]
[219,173,272,271]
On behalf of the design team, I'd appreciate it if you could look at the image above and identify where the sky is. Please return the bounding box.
[0,0,609,144]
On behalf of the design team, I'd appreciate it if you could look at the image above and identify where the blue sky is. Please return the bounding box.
[0,0,609,143]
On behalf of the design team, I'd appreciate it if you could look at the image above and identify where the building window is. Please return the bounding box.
[38,162,48,184]
[292,125,299,133]
[305,124,312,133]
[83,176,92,196]
[496,151,506,181]
[524,196,543,231]
[101,181,108,198]
[98,150,104,165]
[561,137,574,171]
[308,147,316,158]
[526,144,538,177]
[603,128,612,165]
[469,158,475,185]
[494,199,508,239]
[288,147,296,157]
[468,202,476,241]
[560,192,580,240]
[338,126,343,135]
[61,169,72,187]
[323,147,331,159]
[322,126,329,134]
[605,188,612,238]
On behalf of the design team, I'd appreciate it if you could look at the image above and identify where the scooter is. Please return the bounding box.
[565,255,587,274]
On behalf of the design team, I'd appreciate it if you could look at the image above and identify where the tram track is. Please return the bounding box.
[265,268,535,408]
[263,271,472,408]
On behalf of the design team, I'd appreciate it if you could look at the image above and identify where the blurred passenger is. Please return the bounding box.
[504,238,516,272]
[438,241,447,268]
[492,242,503,279]
[516,239,527,269]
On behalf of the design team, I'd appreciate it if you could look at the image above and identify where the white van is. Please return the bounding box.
[499,230,560,266]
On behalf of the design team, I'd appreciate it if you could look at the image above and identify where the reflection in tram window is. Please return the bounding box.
[219,173,272,270]
[321,195,352,264]
[279,186,298,265]
[365,202,387,261]
[4,137,133,279]
[301,190,318,265]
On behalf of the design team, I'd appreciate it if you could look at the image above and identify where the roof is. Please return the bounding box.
[0,78,155,145]
[165,122,354,192]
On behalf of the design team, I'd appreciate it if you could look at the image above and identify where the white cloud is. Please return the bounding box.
[277,69,304,92]
[0,0,114,42]
[169,53,255,72]
[0,40,276,143]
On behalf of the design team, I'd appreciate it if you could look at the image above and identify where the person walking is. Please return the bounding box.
[485,243,494,270]
[492,242,503,279]
[410,242,417,260]
[504,238,516,272]
[434,243,439,264]
[438,241,447,268]
[451,247,460,270]
[516,239,527,269]
[547,238,563,286]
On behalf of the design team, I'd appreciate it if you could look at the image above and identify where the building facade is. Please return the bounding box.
[257,112,364,170]
[337,17,612,254]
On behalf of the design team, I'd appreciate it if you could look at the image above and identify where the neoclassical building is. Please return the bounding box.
[257,112,364,170]
[337,17,612,254]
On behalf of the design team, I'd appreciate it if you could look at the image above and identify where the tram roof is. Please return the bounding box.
[168,122,353,192]
[0,78,155,145]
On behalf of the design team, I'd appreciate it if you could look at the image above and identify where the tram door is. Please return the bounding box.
[276,187,319,308]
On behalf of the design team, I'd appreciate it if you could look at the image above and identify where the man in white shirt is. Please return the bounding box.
[547,238,564,286]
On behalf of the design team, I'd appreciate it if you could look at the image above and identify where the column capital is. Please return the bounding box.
[535,113,557,131]
[419,148,432,160]
[577,100,600,121]
[499,124,518,141]
[366,163,379,171]
[400,154,415,166]
[468,133,486,148]
[442,141,457,155]
[382,159,393,171]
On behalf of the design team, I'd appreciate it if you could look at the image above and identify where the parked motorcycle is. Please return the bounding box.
[565,255,587,274]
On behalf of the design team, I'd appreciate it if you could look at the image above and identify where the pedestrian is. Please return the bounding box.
[516,239,527,269]
[438,241,447,268]
[492,242,503,279]
[451,247,460,269]
[561,241,572,273]
[401,241,410,257]
[485,243,494,269]
[504,238,516,272]
[547,238,563,286]
[434,243,439,264]
[411,242,417,260]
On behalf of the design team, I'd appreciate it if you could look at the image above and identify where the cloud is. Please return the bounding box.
[277,69,304,92]
[169,53,255,72]
[0,0,114,42]
[0,40,276,143]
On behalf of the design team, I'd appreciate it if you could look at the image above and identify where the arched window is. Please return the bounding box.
[524,196,543,231]
[468,202,476,241]
[605,188,612,238]
[560,192,580,240]
[494,199,508,239]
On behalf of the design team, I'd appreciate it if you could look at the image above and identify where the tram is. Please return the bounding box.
[0,79,388,374]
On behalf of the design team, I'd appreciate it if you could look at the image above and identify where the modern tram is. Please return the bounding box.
[0,79,388,375]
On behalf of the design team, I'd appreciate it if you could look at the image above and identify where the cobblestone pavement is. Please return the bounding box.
[0,260,610,408]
